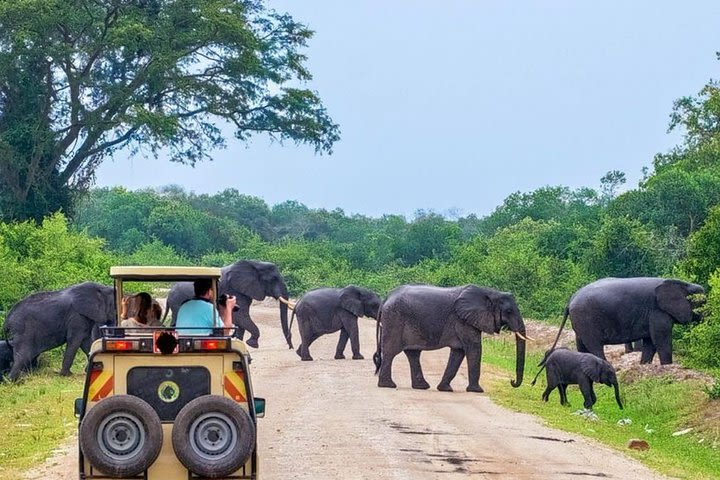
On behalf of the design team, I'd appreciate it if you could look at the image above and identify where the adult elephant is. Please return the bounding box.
[374,284,526,392]
[165,260,291,348]
[549,277,705,365]
[4,282,116,381]
[289,286,382,361]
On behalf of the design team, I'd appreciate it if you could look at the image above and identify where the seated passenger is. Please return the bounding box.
[176,279,236,335]
[120,292,153,329]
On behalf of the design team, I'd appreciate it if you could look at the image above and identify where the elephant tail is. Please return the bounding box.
[530,349,553,386]
[287,308,296,350]
[373,307,382,374]
[531,307,569,386]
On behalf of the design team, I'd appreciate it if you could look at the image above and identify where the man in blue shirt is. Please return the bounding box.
[176,278,236,335]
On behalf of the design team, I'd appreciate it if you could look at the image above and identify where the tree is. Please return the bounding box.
[0,0,339,221]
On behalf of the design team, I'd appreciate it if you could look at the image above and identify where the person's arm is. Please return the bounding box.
[120,297,129,319]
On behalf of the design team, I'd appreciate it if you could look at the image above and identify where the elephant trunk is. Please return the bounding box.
[511,331,525,388]
[613,381,623,410]
[278,285,292,349]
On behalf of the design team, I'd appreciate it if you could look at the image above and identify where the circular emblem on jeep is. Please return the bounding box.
[158,380,180,403]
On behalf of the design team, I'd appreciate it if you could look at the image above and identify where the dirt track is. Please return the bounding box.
[24,303,669,480]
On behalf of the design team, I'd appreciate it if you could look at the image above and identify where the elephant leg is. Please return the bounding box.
[340,316,363,360]
[437,348,465,392]
[464,344,483,393]
[542,385,554,402]
[378,345,401,389]
[299,332,321,361]
[334,328,349,359]
[624,342,634,354]
[579,379,596,410]
[61,334,86,376]
[650,321,673,365]
[640,338,657,364]
[233,311,259,349]
[577,336,606,360]
[8,346,36,381]
[404,350,430,389]
[559,384,569,406]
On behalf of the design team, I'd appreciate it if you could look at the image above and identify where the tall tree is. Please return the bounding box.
[0,0,339,220]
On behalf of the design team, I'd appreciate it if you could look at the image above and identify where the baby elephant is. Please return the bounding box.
[540,349,623,410]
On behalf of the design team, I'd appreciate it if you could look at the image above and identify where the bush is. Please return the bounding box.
[682,269,720,368]
[0,213,114,314]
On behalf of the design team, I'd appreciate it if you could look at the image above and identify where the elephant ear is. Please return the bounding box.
[75,283,114,324]
[340,286,364,318]
[453,285,497,334]
[656,280,693,323]
[223,262,265,300]
[579,355,604,383]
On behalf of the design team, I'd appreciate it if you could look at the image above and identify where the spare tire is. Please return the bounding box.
[79,395,163,478]
[172,395,255,478]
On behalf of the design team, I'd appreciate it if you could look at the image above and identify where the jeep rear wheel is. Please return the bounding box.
[79,395,163,478]
[172,395,255,478]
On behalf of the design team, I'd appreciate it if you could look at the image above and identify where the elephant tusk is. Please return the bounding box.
[515,332,534,342]
[278,296,296,310]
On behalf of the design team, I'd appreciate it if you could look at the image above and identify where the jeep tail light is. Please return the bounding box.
[193,339,230,351]
[104,340,137,351]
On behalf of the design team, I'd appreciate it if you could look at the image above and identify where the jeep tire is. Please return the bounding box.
[79,395,163,478]
[172,395,255,478]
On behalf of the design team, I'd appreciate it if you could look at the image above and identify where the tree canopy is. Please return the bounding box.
[0,0,339,220]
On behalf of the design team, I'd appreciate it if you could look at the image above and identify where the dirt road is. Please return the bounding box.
[24,303,668,480]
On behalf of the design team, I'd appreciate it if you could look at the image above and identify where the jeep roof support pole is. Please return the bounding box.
[114,279,123,326]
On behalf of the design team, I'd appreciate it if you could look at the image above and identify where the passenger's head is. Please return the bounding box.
[135,292,152,324]
[194,278,214,298]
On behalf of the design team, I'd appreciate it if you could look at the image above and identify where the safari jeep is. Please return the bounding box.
[75,266,264,479]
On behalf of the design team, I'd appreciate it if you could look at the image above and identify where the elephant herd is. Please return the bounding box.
[1,265,705,412]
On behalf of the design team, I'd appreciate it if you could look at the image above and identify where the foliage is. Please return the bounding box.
[0,0,339,221]
[681,270,720,369]
[0,213,114,323]
[582,216,671,278]
[680,206,720,286]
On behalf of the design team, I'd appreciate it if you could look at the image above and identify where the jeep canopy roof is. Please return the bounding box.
[110,266,221,281]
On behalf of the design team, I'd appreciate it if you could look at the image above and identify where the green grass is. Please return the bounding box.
[0,349,85,477]
[482,337,720,480]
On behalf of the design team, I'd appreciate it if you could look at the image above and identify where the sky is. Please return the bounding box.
[95,1,720,218]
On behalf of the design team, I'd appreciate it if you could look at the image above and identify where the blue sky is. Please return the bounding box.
[95,1,720,218]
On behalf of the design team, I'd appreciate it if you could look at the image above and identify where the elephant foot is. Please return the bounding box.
[295,347,303,358]
[334,353,346,359]
[378,378,397,389]
[412,379,431,390]
[300,356,313,361]
[246,338,259,349]
[437,382,453,392]
[58,369,72,377]
[466,385,484,393]
[352,354,364,360]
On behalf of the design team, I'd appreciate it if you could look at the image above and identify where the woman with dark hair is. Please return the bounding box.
[120,292,154,328]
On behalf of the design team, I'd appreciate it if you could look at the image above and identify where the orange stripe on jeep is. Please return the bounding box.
[89,371,113,401]
[224,371,246,402]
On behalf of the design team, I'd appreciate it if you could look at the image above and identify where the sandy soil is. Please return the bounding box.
[23,303,671,480]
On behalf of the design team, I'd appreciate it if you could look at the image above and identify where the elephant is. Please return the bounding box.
[3,282,116,381]
[549,277,705,365]
[374,284,526,392]
[289,286,382,361]
[165,260,291,349]
[536,348,623,410]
